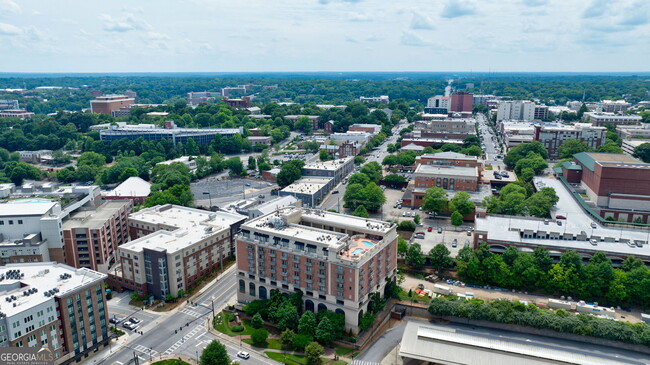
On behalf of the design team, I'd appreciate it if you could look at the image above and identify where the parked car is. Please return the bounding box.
[451,240,457,248]
[109,316,123,324]
[555,215,566,220]
[590,239,598,246]
[128,317,142,324]
[415,231,425,236]
[438,227,443,233]
[258,194,265,199]
[466,230,472,236]
[427,226,433,232]
[237,351,250,360]
[245,183,251,186]
[332,191,339,194]
[402,212,407,217]
[123,321,136,330]
[591,222,597,229]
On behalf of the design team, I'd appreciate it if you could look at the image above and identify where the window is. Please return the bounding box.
[8,220,13,225]
[18,220,23,224]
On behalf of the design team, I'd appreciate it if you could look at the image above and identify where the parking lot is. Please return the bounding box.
[190,176,277,207]
[107,291,161,333]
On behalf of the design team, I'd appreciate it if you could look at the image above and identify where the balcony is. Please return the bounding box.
[281,272,288,277]
[293,257,300,263]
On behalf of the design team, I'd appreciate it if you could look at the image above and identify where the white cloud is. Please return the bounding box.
[348,12,371,22]
[410,13,435,30]
[400,31,430,47]
[522,0,547,7]
[99,13,151,32]
[147,32,170,41]
[0,22,21,35]
[582,0,609,18]
[0,0,20,14]
[441,0,476,18]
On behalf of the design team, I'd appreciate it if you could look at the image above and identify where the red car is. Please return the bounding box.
[555,215,566,220]
[427,226,433,232]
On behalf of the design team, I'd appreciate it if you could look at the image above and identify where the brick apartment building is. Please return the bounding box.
[415,152,484,171]
[449,92,473,113]
[110,205,246,298]
[535,123,607,159]
[0,263,109,364]
[89,95,135,115]
[236,207,398,332]
[61,200,132,273]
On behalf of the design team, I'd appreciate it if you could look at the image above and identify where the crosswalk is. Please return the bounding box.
[133,344,159,357]
[161,325,204,356]
[179,308,202,318]
[351,360,380,365]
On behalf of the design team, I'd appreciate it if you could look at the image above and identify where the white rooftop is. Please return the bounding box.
[119,229,216,254]
[254,196,298,215]
[304,157,353,171]
[104,176,151,198]
[420,151,478,161]
[0,199,57,217]
[0,262,106,317]
[282,178,331,194]
[130,204,246,231]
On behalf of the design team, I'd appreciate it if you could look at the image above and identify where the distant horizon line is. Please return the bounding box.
[0,71,649,76]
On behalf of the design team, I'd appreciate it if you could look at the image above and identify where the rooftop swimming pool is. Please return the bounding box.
[361,240,375,248]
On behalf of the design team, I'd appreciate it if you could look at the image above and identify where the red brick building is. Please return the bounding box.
[416,152,483,171]
[411,164,479,207]
[450,92,473,113]
[89,94,135,115]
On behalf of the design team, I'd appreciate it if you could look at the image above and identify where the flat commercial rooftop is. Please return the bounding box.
[0,262,106,317]
[0,199,56,217]
[303,157,353,171]
[400,322,642,365]
[281,178,331,194]
[130,204,246,230]
[63,200,130,230]
[415,164,478,178]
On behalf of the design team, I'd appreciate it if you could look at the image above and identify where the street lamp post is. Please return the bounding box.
[202,191,212,210]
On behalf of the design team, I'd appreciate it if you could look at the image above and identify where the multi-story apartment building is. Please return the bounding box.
[617,124,650,139]
[601,100,631,113]
[61,201,132,273]
[111,205,245,298]
[500,121,536,148]
[0,109,35,119]
[279,178,333,208]
[89,95,135,115]
[449,92,473,113]
[236,207,397,332]
[425,95,450,114]
[496,100,546,122]
[302,157,355,186]
[583,112,642,126]
[535,123,607,159]
[100,122,243,146]
[0,262,109,364]
[359,96,389,104]
[128,204,245,255]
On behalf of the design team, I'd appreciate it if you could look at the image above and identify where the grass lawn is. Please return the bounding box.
[242,338,283,350]
[265,352,311,365]
[213,312,254,336]
[330,361,348,365]
[334,345,354,357]
[397,289,430,304]
[151,360,190,365]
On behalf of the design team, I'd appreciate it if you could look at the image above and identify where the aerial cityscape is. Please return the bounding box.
[1,1,650,365]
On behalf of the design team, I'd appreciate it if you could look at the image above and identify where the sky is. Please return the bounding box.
[0,0,649,73]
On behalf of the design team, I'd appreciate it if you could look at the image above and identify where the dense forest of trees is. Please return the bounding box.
[0,73,648,115]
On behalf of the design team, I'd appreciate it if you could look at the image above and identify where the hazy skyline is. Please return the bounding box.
[1,0,649,73]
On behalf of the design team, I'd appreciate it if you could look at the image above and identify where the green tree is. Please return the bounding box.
[422,187,448,213]
[520,167,535,182]
[304,342,324,365]
[383,174,406,187]
[397,237,408,256]
[621,256,644,272]
[248,156,257,171]
[406,243,426,268]
[276,302,299,331]
[559,250,582,272]
[315,317,336,345]
[225,157,244,176]
[449,192,474,215]
[633,143,650,163]
[77,151,106,168]
[451,211,463,226]
[251,313,264,329]
[504,141,548,168]
[200,340,230,365]
[277,160,304,188]
[558,139,592,159]
[352,205,369,218]
[186,138,200,155]
[298,311,316,337]
[348,173,370,186]
[280,329,296,348]
[319,150,329,161]
[359,162,382,183]
[292,334,313,351]
[429,244,452,271]
[251,329,269,346]
[294,116,313,134]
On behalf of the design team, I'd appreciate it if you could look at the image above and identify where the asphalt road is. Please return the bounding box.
[476,113,504,167]
[95,268,255,365]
